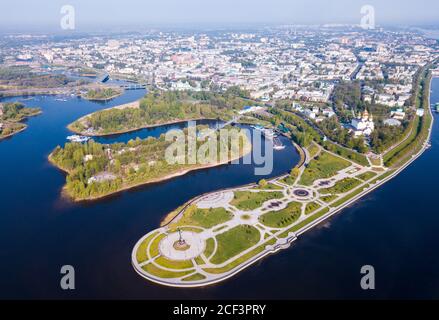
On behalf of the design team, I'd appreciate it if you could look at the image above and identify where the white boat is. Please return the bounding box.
[273,137,286,150]
[67,135,90,143]
[251,125,264,131]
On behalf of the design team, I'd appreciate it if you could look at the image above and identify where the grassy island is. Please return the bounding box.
[69,88,255,136]
[49,125,252,201]
[0,102,42,140]
[82,87,123,101]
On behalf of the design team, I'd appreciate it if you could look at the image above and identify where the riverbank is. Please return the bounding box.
[68,115,224,137]
[0,124,27,140]
[49,134,253,202]
[66,89,251,137]
[131,72,436,288]
[0,109,42,141]
[81,88,124,102]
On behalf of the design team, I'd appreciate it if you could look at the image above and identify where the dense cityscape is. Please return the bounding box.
[1,27,438,147]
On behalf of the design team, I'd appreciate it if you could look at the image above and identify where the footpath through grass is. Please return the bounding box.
[170,206,233,229]
[231,191,283,211]
[259,201,302,228]
[319,178,362,194]
[210,225,261,264]
[322,141,369,166]
[299,151,351,186]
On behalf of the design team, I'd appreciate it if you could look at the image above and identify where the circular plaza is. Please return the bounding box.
[158,231,205,261]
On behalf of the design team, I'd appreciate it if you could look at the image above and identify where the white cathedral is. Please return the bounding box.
[351,110,375,137]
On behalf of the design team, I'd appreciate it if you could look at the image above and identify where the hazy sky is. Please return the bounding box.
[1,0,439,31]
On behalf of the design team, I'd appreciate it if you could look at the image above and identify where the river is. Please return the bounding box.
[1,78,439,299]
[0,89,299,299]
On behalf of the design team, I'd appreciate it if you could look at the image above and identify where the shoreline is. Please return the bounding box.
[81,90,124,102]
[68,116,226,137]
[49,141,253,203]
[0,110,43,141]
[66,97,238,137]
[0,124,27,141]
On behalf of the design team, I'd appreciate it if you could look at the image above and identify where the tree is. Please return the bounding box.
[258,179,268,188]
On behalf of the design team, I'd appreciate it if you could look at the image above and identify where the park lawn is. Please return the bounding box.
[305,202,321,215]
[356,171,377,181]
[182,273,207,282]
[299,151,351,186]
[307,143,320,158]
[155,256,194,270]
[231,191,283,211]
[136,231,159,263]
[369,170,395,185]
[322,141,369,166]
[168,226,204,233]
[194,255,206,265]
[149,233,167,258]
[203,238,276,274]
[320,194,338,203]
[279,175,297,186]
[210,225,261,265]
[318,178,362,194]
[142,263,194,279]
[259,201,302,228]
[171,206,233,229]
[278,207,330,238]
[204,238,216,258]
[332,185,369,207]
[368,157,382,166]
[256,183,284,190]
[383,116,420,165]
[204,246,265,274]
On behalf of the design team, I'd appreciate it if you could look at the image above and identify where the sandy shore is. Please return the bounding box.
[69,116,224,137]
[0,125,27,141]
[81,90,124,101]
[67,98,227,137]
[0,110,42,141]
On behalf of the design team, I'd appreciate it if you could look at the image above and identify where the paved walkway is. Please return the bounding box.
[131,141,399,287]
[159,231,206,261]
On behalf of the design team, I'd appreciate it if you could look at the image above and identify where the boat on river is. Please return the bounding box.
[67,135,91,143]
[251,125,264,131]
[273,137,286,150]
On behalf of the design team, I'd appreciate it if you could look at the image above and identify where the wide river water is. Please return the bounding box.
[0,79,439,299]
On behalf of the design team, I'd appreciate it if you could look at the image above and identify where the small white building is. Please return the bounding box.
[83,154,94,162]
[391,110,406,121]
[303,109,316,119]
[384,118,401,126]
[416,109,425,117]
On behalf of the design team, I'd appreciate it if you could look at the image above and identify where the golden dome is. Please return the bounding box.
[361,110,369,120]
